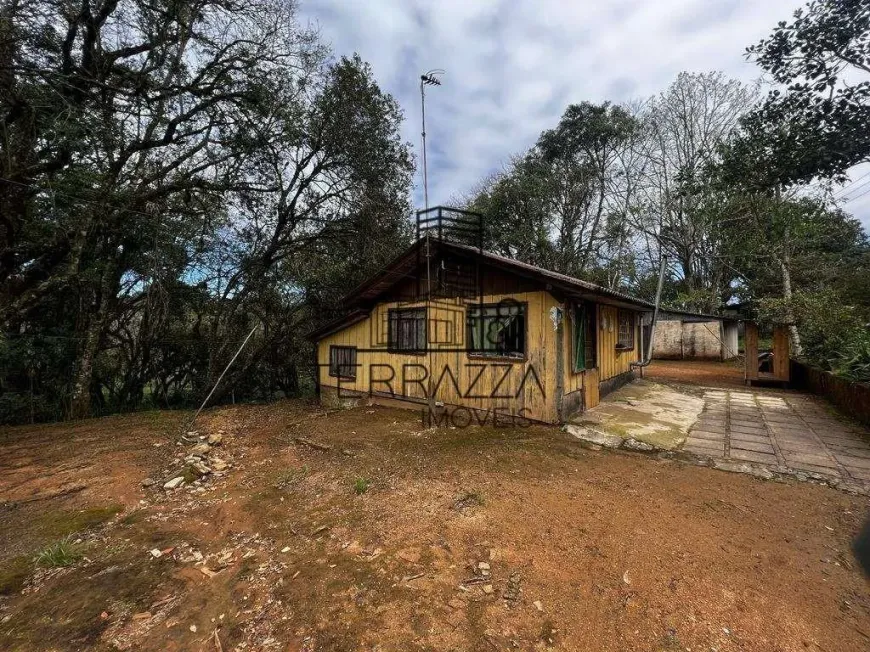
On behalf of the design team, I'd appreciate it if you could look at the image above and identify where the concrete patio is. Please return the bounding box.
[685,388,870,489]
[566,378,870,494]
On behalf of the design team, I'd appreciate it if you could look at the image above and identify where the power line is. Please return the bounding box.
[834,170,870,198]
[843,182,870,204]
[837,176,870,201]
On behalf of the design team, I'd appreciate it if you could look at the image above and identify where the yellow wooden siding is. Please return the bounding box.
[317,291,561,423]
[596,305,641,381]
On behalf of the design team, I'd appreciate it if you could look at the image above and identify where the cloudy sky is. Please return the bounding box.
[299,0,870,230]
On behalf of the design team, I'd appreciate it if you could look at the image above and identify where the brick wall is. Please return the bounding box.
[790,360,870,428]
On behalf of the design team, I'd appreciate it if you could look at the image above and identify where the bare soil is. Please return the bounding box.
[1,400,869,651]
[646,359,748,388]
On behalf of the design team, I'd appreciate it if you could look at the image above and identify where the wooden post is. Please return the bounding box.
[745,321,759,383]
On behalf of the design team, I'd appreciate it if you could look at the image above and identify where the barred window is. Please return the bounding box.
[617,310,635,350]
[329,346,357,379]
[388,308,427,352]
[467,302,526,358]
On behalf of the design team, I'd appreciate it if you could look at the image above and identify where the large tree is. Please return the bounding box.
[0,1,412,421]
[723,0,870,187]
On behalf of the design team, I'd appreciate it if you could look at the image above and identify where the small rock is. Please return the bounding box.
[150,549,162,558]
[191,461,211,476]
[163,476,185,490]
[132,612,152,620]
[189,624,197,633]
[622,570,631,585]
[2,614,12,624]
[190,443,211,456]
[210,458,229,472]
[478,562,491,571]
[533,600,544,612]
[281,546,291,553]
[504,572,522,603]
[141,478,156,488]
[207,433,223,446]
[482,584,494,595]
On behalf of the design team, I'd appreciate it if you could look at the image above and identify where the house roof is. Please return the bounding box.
[347,238,655,307]
[309,238,656,341]
[658,308,741,324]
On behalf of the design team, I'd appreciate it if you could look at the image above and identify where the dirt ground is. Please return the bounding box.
[646,359,748,388]
[1,400,869,651]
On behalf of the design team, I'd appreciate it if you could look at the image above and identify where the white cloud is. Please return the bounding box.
[300,0,869,230]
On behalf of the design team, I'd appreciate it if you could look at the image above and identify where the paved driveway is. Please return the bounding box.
[685,388,870,491]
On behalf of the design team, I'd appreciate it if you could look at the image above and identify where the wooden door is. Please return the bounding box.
[745,322,759,382]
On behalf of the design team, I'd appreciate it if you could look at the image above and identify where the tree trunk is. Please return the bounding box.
[778,252,802,356]
[67,256,117,419]
[68,317,102,419]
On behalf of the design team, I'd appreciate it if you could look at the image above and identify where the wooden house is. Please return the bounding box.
[309,238,654,424]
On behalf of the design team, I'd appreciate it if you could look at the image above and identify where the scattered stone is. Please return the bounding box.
[478,561,490,571]
[190,461,211,476]
[210,458,229,472]
[281,546,291,553]
[503,572,522,603]
[622,570,631,585]
[623,438,655,452]
[189,624,197,633]
[533,600,544,612]
[207,433,223,446]
[150,549,163,558]
[163,476,185,490]
[482,584,494,594]
[2,614,12,624]
[190,443,212,456]
[141,478,156,488]
[132,612,152,620]
[199,567,218,578]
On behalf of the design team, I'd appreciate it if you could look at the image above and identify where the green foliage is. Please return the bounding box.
[33,537,83,568]
[352,477,371,495]
[0,1,412,424]
[469,102,639,280]
[723,0,870,187]
[759,291,870,382]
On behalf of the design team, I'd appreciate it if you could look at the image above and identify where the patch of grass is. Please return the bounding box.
[0,555,32,595]
[275,465,309,489]
[36,504,122,539]
[454,490,485,510]
[33,537,83,568]
[353,477,371,495]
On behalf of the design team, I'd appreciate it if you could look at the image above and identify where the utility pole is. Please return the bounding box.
[420,69,444,211]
